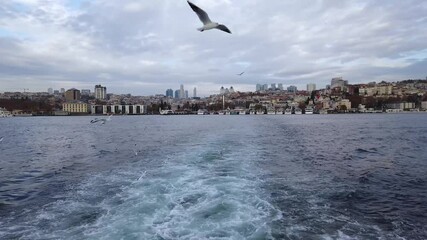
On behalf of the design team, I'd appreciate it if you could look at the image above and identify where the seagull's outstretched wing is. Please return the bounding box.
[187,1,211,24]
[216,24,232,34]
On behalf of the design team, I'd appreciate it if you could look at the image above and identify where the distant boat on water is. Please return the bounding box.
[305,107,314,114]
[160,110,174,115]
[197,109,209,115]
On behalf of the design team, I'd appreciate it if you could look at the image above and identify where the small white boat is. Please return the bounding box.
[197,109,208,115]
[160,110,174,115]
[305,108,313,114]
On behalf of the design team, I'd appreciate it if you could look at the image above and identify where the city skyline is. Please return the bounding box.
[3,77,426,98]
[1,1,426,96]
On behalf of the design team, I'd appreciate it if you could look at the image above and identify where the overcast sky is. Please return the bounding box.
[1,0,426,96]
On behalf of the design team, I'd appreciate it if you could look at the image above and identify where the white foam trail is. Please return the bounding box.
[137,171,146,181]
[15,135,282,239]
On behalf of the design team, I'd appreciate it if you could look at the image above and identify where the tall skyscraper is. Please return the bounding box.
[174,90,179,99]
[263,84,268,91]
[287,85,298,93]
[307,83,316,92]
[65,88,81,101]
[166,89,173,98]
[60,88,65,94]
[180,84,185,99]
[256,84,262,91]
[185,90,189,99]
[95,85,107,100]
[271,83,276,90]
[331,77,346,89]
[48,88,53,94]
[193,87,197,98]
[278,83,284,90]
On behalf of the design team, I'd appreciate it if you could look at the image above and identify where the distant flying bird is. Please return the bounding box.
[237,72,245,76]
[187,1,232,34]
[90,114,112,124]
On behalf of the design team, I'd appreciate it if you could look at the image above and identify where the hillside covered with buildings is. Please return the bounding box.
[1,78,427,116]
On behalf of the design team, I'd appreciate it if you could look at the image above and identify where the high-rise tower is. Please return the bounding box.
[95,85,107,100]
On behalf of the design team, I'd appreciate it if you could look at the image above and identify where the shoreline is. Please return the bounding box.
[2,111,427,117]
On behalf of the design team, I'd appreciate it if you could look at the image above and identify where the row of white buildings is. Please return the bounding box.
[62,103,146,115]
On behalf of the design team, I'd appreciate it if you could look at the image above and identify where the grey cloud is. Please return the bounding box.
[0,0,427,95]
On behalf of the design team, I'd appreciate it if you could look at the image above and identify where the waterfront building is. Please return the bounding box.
[95,85,107,100]
[65,88,81,101]
[90,105,146,115]
[386,102,415,110]
[422,101,427,110]
[307,83,316,92]
[229,86,235,93]
[0,107,13,117]
[63,102,89,114]
[337,99,352,111]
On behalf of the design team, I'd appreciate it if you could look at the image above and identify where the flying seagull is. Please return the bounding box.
[237,71,245,76]
[187,1,231,34]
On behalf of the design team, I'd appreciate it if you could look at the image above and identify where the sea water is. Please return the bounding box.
[0,114,426,239]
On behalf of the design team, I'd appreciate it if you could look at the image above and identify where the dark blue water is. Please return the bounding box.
[0,114,426,239]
